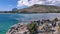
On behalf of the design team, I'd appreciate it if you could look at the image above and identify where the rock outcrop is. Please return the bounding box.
[6,23,29,34]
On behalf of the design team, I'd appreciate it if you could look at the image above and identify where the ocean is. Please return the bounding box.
[0,13,60,34]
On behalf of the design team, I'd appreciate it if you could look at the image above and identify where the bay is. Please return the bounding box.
[0,13,60,34]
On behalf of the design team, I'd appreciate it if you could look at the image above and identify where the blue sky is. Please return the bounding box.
[0,0,17,11]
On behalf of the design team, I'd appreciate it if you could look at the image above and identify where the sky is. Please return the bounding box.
[18,0,60,6]
[0,0,60,11]
[0,0,17,11]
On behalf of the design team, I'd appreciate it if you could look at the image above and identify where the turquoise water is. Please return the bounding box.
[0,13,60,34]
[0,14,19,34]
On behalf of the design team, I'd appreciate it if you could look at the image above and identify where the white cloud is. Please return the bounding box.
[17,0,60,7]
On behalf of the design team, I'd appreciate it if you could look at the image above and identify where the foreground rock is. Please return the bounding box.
[6,19,60,34]
[6,23,29,34]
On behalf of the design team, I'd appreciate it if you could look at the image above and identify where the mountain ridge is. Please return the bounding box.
[1,4,60,13]
[17,4,60,13]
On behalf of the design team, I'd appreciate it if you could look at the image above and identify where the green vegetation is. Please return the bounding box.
[54,18,59,21]
[27,22,38,34]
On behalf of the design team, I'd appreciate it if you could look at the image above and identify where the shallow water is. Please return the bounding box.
[0,13,60,34]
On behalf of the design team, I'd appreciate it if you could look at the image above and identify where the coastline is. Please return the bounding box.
[6,18,60,34]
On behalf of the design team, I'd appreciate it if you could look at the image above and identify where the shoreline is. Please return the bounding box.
[6,18,60,34]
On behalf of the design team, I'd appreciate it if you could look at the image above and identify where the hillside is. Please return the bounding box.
[1,4,60,13]
[17,4,60,13]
